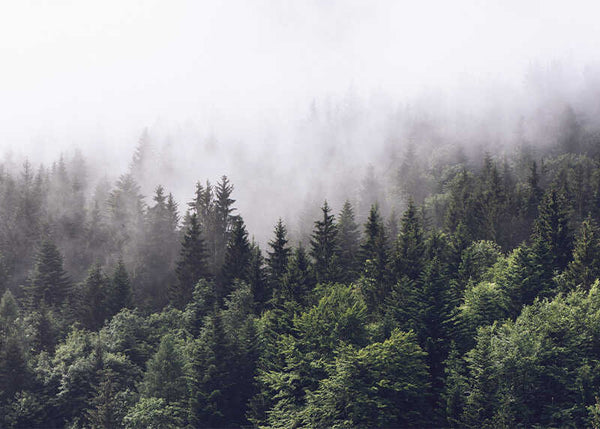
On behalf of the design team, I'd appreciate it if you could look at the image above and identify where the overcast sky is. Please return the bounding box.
[1,0,599,161]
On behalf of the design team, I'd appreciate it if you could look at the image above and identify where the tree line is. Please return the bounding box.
[2,141,600,427]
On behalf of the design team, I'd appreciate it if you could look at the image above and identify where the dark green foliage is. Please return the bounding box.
[267,219,291,286]
[394,199,425,281]
[110,259,133,316]
[531,187,573,272]
[80,264,112,331]
[562,216,600,291]
[310,200,341,284]
[219,216,251,297]
[171,213,208,309]
[2,145,600,428]
[23,239,71,311]
[275,245,314,307]
[301,330,429,428]
[337,200,361,283]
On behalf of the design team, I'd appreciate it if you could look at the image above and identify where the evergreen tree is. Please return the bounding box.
[110,259,133,316]
[171,213,208,309]
[310,201,340,284]
[563,216,600,290]
[337,200,361,283]
[220,216,251,298]
[213,176,236,271]
[359,204,390,312]
[23,239,71,310]
[80,264,111,331]
[277,245,314,307]
[394,199,425,281]
[266,219,291,288]
[531,187,573,272]
[248,242,268,309]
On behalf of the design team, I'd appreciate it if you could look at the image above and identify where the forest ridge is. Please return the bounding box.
[1,125,600,427]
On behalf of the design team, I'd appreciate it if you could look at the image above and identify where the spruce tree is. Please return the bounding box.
[394,200,425,282]
[248,242,268,309]
[171,213,208,309]
[337,200,361,283]
[310,201,340,284]
[266,219,291,287]
[220,216,251,298]
[359,204,390,311]
[214,176,236,271]
[109,259,133,316]
[563,216,600,290]
[80,264,111,331]
[277,245,314,307]
[531,187,572,272]
[24,239,71,310]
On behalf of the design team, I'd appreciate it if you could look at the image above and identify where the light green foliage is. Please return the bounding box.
[123,397,183,429]
[300,330,429,428]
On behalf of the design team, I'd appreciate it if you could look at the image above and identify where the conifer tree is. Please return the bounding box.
[24,239,71,310]
[220,216,251,298]
[171,213,208,309]
[359,205,390,311]
[531,187,572,272]
[563,216,600,290]
[214,176,236,271]
[80,264,111,331]
[266,219,291,287]
[310,201,340,284]
[248,242,268,309]
[337,200,361,283]
[394,200,425,281]
[110,259,133,315]
[277,245,314,307]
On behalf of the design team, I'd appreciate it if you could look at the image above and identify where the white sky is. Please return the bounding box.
[1,0,600,159]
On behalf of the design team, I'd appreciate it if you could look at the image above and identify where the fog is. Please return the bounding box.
[2,0,600,242]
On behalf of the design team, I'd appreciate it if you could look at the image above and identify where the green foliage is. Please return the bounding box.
[171,213,208,309]
[24,239,71,310]
[300,330,429,428]
[310,200,341,284]
[123,397,183,429]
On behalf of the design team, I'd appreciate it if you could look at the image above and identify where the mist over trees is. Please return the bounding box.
[1,84,600,427]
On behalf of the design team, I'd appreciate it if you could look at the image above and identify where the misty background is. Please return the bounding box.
[2,0,600,242]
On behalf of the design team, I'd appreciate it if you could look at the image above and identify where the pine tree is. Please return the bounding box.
[80,264,111,331]
[266,219,291,287]
[248,242,268,309]
[214,176,236,271]
[310,201,340,284]
[139,186,179,311]
[109,259,133,316]
[24,239,71,310]
[140,334,187,407]
[171,213,208,309]
[394,200,425,282]
[220,216,251,298]
[337,201,361,283]
[359,204,390,311]
[531,187,573,272]
[277,245,314,307]
[563,216,600,290]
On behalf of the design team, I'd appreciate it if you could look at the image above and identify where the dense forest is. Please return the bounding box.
[2,112,600,428]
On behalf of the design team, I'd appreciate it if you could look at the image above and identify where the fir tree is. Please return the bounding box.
[394,199,425,282]
[337,200,361,283]
[220,216,251,298]
[109,258,133,315]
[310,201,340,284]
[563,216,600,290]
[266,219,291,287]
[171,213,208,309]
[24,239,71,310]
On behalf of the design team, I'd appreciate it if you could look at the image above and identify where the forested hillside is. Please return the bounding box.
[2,128,600,428]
